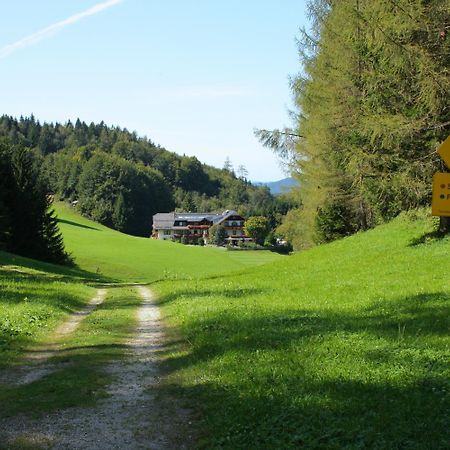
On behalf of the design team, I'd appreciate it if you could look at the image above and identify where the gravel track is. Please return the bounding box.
[0,286,192,449]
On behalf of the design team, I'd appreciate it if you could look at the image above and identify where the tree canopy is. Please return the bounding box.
[258,0,449,249]
[244,216,271,245]
[0,116,288,237]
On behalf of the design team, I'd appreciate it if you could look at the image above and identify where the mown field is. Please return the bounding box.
[55,202,283,283]
[153,211,450,449]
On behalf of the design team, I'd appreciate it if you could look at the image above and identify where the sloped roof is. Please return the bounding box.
[153,212,175,229]
[176,212,220,222]
[153,210,244,229]
[215,210,245,224]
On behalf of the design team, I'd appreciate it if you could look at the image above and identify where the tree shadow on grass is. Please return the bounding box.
[0,354,113,419]
[408,229,450,246]
[155,287,269,306]
[159,291,449,367]
[156,375,449,449]
[0,250,117,284]
[0,295,138,419]
[155,290,450,448]
[57,219,100,231]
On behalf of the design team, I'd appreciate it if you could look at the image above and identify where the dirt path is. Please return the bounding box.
[0,286,192,449]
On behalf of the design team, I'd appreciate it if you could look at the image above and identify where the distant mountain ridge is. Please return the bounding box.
[254,177,298,195]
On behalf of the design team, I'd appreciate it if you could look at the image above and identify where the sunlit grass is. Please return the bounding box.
[2,203,448,448]
[0,203,284,368]
[0,259,94,368]
[154,211,450,449]
[55,202,284,283]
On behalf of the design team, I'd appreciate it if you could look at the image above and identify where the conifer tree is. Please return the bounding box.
[260,0,449,248]
[0,139,69,263]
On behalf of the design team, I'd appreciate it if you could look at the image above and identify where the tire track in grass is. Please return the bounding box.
[1,286,193,449]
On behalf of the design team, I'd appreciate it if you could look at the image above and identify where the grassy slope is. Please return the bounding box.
[2,205,448,448]
[0,205,280,424]
[0,203,282,369]
[0,252,96,367]
[56,203,283,282]
[153,211,450,449]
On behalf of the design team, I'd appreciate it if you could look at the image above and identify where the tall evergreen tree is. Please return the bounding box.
[260,0,449,248]
[0,139,69,263]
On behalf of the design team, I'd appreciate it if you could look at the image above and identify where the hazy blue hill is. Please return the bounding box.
[254,177,298,195]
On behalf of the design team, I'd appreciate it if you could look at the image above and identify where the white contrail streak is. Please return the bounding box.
[0,0,123,60]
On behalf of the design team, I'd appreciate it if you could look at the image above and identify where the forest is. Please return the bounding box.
[0,115,292,241]
[258,0,449,249]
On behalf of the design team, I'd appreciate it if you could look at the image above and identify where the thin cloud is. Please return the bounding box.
[0,0,123,60]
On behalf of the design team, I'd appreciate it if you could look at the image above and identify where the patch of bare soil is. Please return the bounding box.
[0,286,193,450]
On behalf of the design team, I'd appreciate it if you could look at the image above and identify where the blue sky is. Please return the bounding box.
[0,0,308,181]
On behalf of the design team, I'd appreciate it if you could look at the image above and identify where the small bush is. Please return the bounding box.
[181,236,188,245]
[198,238,205,246]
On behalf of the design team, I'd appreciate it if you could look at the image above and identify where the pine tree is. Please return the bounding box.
[0,139,69,263]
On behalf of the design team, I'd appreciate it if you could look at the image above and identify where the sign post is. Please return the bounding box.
[432,135,450,232]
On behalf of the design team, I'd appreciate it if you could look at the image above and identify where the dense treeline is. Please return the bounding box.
[0,115,291,237]
[260,0,449,249]
[0,138,69,263]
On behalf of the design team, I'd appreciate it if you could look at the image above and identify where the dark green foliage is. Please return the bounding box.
[264,230,277,247]
[0,155,13,250]
[315,201,359,244]
[0,116,284,237]
[0,139,69,264]
[77,152,174,236]
[209,224,227,246]
[181,191,196,212]
[274,241,293,254]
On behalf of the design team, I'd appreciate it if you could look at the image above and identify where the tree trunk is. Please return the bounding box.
[439,216,450,234]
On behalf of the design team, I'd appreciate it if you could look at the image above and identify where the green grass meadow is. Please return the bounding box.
[0,203,283,423]
[1,204,449,448]
[56,202,283,282]
[0,253,95,368]
[153,211,450,449]
[0,203,281,372]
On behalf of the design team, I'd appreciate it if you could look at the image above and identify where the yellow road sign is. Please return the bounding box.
[437,135,450,169]
[432,172,450,216]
